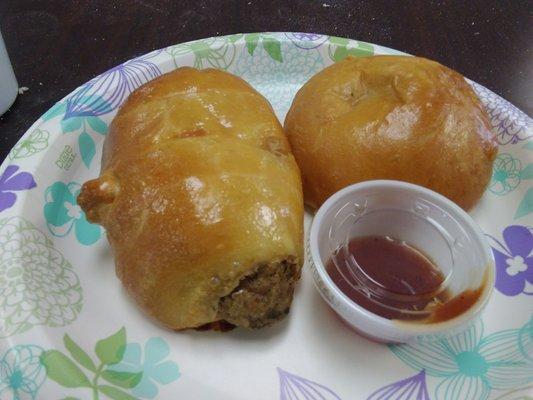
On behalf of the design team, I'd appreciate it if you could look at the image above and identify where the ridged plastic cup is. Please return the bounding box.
[308,180,494,343]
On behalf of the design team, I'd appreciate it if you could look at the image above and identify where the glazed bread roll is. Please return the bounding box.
[78,68,304,330]
[284,55,498,210]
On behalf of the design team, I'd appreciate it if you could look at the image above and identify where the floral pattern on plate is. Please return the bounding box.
[0,33,532,399]
[327,36,374,62]
[471,82,532,145]
[233,38,325,117]
[0,165,36,213]
[41,95,109,168]
[367,370,430,400]
[110,337,180,399]
[41,327,180,400]
[0,345,45,400]
[165,35,241,70]
[8,129,50,161]
[284,33,329,50]
[0,217,83,338]
[44,181,101,246]
[389,318,533,400]
[489,154,523,196]
[487,225,533,296]
[69,50,162,116]
[277,368,342,400]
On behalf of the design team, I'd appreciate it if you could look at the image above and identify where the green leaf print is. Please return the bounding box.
[101,370,143,389]
[61,116,83,133]
[332,46,348,62]
[95,327,126,366]
[328,37,374,62]
[333,44,374,61]
[515,188,533,219]
[328,36,350,46]
[42,101,67,121]
[98,385,139,400]
[79,131,96,168]
[243,33,283,62]
[42,327,132,399]
[245,33,259,55]
[520,164,533,179]
[227,33,243,43]
[346,43,374,57]
[352,41,373,55]
[64,334,97,372]
[262,37,283,62]
[42,327,180,399]
[87,116,108,135]
[41,350,92,388]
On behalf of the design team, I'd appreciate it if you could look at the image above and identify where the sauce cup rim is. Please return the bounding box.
[309,180,495,338]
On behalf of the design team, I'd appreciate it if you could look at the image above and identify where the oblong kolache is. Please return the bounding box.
[78,68,304,330]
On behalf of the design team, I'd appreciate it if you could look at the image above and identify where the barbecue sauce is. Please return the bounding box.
[326,236,483,322]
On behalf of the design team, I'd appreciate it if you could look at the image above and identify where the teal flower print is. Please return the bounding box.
[44,181,101,245]
[493,385,533,400]
[514,142,533,219]
[489,154,522,195]
[0,345,45,400]
[389,319,533,400]
[40,95,109,168]
[518,316,532,363]
[110,337,180,399]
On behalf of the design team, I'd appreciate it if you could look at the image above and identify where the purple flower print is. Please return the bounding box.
[0,165,36,212]
[67,53,162,117]
[367,370,430,400]
[471,82,532,145]
[292,33,324,41]
[487,225,533,296]
[284,33,329,49]
[278,368,342,400]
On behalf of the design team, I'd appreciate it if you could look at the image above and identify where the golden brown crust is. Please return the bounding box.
[284,56,498,210]
[78,68,304,330]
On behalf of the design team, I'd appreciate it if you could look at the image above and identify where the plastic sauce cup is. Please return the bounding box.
[308,180,495,343]
[0,31,18,116]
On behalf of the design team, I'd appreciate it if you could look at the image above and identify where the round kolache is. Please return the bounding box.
[284,55,498,210]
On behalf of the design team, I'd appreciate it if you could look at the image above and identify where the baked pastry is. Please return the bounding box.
[78,68,304,330]
[284,55,498,210]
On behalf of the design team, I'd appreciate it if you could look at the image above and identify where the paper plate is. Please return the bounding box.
[0,33,531,400]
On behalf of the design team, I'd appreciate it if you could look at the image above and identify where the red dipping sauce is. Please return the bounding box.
[326,236,483,322]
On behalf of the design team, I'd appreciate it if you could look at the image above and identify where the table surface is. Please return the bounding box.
[0,0,531,160]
